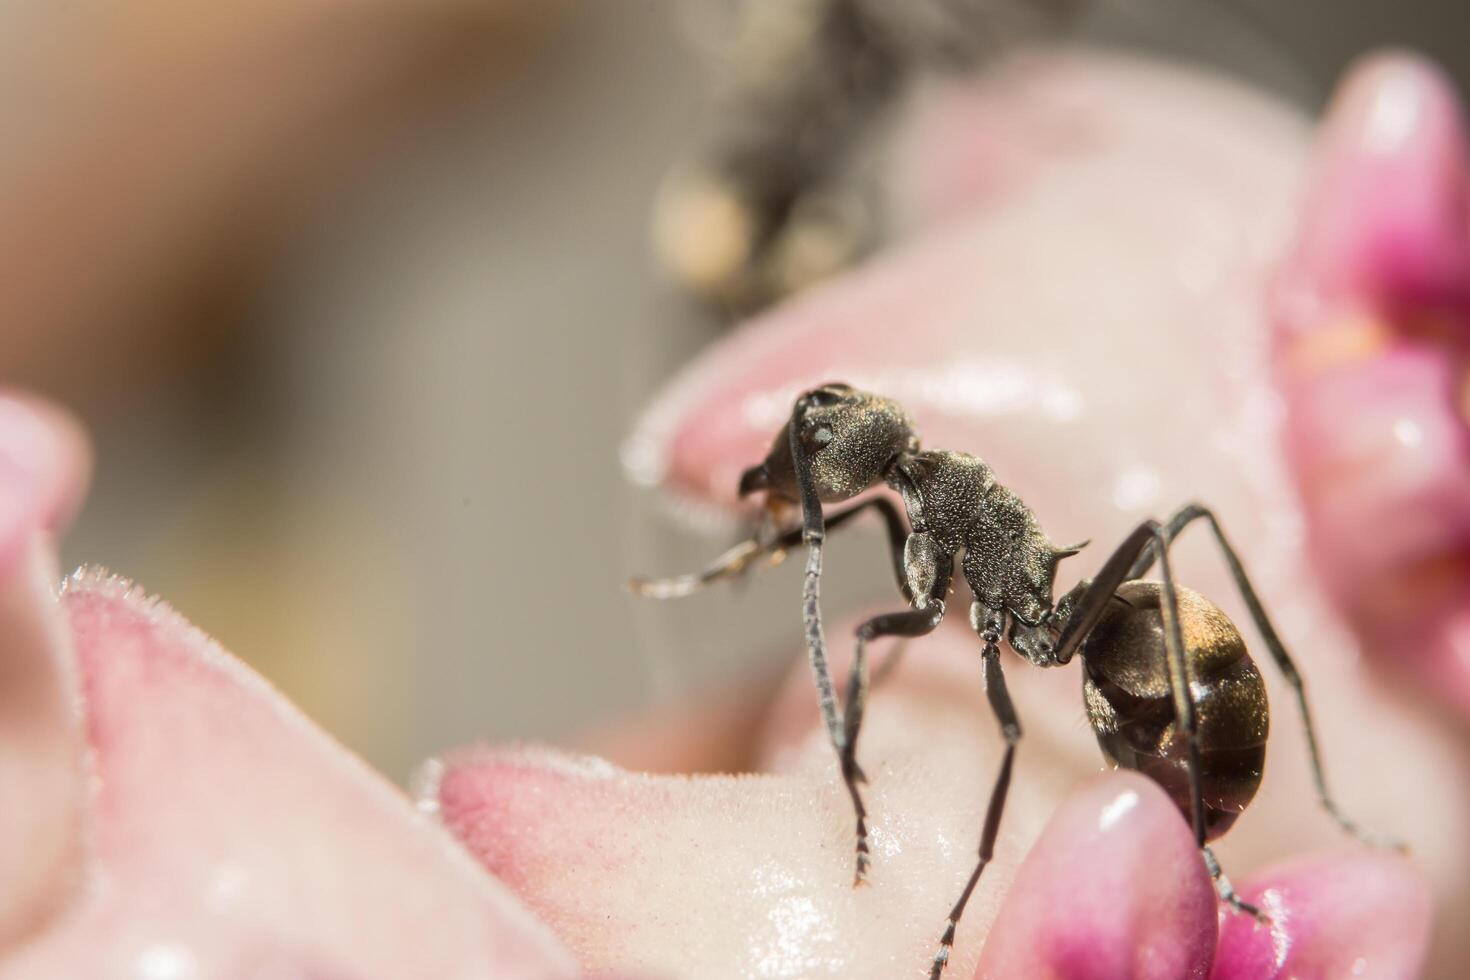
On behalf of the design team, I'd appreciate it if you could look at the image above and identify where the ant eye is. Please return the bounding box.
[798,423,833,454]
[807,387,846,407]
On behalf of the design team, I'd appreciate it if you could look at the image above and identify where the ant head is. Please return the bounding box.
[741,383,918,504]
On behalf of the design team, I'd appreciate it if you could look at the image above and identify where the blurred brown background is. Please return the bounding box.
[4,0,1463,780]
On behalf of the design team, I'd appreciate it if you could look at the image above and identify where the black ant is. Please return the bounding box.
[630,383,1395,977]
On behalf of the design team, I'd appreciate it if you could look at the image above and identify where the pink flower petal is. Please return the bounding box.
[437,617,1113,979]
[0,393,89,578]
[624,49,1308,527]
[1211,852,1430,980]
[438,605,1440,978]
[974,772,1216,980]
[0,394,89,947]
[2,572,577,978]
[617,47,1462,975]
[1280,55,1470,320]
[1272,53,1470,716]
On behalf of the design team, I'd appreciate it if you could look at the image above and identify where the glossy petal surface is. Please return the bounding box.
[1211,853,1430,980]
[974,773,1216,980]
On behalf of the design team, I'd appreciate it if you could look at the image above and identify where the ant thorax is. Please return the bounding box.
[887,449,1076,631]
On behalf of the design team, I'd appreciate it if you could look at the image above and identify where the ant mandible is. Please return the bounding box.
[630,382,1393,978]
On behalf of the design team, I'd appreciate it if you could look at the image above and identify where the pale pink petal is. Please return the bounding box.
[0,394,89,577]
[625,50,1307,536]
[441,612,1304,980]
[0,394,90,947]
[2,572,577,979]
[439,617,1111,979]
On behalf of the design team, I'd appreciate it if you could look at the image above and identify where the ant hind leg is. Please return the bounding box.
[1054,518,1212,846]
[1203,846,1267,922]
[1151,503,1401,850]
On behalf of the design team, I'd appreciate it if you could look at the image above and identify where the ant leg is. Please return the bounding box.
[1053,520,1162,662]
[1149,529,1213,847]
[627,537,768,599]
[1203,846,1267,921]
[1149,503,1400,849]
[930,610,1021,980]
[842,564,952,884]
[1052,519,1210,846]
[790,395,847,764]
[627,496,910,599]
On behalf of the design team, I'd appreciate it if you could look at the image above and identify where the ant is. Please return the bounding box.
[630,383,1395,978]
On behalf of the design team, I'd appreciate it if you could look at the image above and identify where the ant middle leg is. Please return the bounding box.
[842,566,951,884]
[930,607,1022,980]
[1138,503,1398,849]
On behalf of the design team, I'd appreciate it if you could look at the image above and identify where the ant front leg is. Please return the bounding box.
[789,395,850,771]
[626,496,910,599]
[930,605,1021,980]
[841,538,952,885]
[1140,503,1402,850]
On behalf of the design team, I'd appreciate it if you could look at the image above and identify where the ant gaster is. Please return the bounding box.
[631,383,1393,978]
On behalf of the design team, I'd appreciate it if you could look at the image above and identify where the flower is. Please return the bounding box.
[0,47,1457,980]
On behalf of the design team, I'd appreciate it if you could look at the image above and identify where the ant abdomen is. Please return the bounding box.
[1080,580,1270,841]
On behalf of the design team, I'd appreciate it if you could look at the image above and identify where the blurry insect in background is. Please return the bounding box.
[630,382,1397,978]
[653,0,1084,310]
